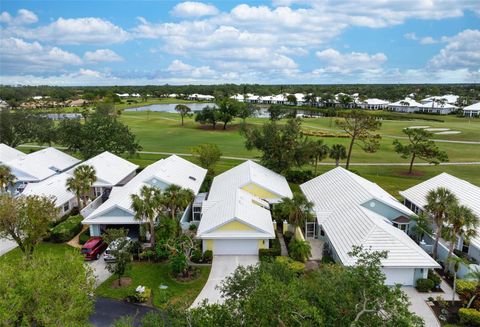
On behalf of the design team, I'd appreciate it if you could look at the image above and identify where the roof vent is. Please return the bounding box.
[189,176,196,181]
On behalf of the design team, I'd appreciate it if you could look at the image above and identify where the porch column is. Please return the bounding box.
[89,224,101,237]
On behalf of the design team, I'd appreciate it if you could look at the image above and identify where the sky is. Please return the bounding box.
[0,0,479,85]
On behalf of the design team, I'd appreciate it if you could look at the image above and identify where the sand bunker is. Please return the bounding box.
[425,128,450,131]
[434,131,462,135]
[407,126,430,129]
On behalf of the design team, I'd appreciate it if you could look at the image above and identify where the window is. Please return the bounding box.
[63,202,70,213]
[192,206,202,221]
[462,240,470,254]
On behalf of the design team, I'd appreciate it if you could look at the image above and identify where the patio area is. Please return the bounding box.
[307,238,324,261]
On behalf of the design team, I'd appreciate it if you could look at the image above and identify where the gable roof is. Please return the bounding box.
[21,172,75,208]
[301,167,439,269]
[67,151,138,187]
[6,147,80,182]
[388,97,422,107]
[0,144,26,164]
[208,160,292,202]
[463,102,480,112]
[83,155,207,223]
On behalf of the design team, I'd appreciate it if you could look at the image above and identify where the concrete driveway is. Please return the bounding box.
[0,238,18,256]
[86,258,113,287]
[191,255,259,307]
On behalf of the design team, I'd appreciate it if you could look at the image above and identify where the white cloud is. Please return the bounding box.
[75,68,103,78]
[429,29,480,70]
[0,9,38,25]
[404,32,438,44]
[84,49,123,62]
[166,59,215,78]
[315,48,387,74]
[170,2,219,17]
[0,37,82,73]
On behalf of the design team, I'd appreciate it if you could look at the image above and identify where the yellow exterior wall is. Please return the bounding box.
[294,226,305,241]
[205,240,213,251]
[217,220,256,231]
[258,239,267,249]
[241,183,278,200]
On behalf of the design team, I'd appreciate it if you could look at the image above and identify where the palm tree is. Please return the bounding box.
[131,185,163,248]
[444,205,479,273]
[277,193,314,231]
[425,187,458,260]
[0,165,16,193]
[447,256,463,304]
[66,165,96,209]
[310,140,329,174]
[175,104,192,126]
[329,144,347,167]
[162,184,194,220]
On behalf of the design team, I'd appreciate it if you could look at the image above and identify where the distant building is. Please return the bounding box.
[463,102,480,117]
[358,98,389,110]
[417,101,457,115]
[388,97,422,113]
[420,94,459,106]
[188,94,215,101]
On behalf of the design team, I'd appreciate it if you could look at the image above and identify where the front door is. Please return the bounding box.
[305,222,317,239]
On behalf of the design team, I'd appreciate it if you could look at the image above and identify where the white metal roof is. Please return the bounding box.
[21,172,75,208]
[0,144,26,164]
[208,160,292,202]
[418,101,457,109]
[83,155,207,224]
[301,167,439,269]
[399,173,480,248]
[388,97,422,107]
[197,189,275,238]
[6,147,80,182]
[421,94,458,105]
[67,151,138,187]
[361,98,389,105]
[463,102,480,112]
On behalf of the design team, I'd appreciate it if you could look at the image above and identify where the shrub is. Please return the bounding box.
[428,269,442,289]
[129,240,142,260]
[154,243,170,261]
[285,170,315,184]
[202,250,213,263]
[139,249,155,262]
[49,215,83,243]
[127,286,151,303]
[456,279,479,309]
[288,239,312,262]
[190,249,202,263]
[275,256,305,274]
[283,231,294,245]
[189,224,198,231]
[459,308,480,326]
[416,278,435,292]
[170,253,188,276]
[259,248,281,261]
[78,228,90,245]
[155,218,179,242]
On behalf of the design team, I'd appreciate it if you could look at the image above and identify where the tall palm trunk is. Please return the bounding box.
[445,239,455,273]
[149,220,155,248]
[335,158,340,167]
[433,223,442,260]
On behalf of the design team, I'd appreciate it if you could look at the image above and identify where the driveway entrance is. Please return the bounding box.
[191,255,258,307]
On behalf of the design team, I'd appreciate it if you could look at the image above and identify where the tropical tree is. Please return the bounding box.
[336,111,382,169]
[217,99,240,130]
[286,94,297,105]
[0,194,58,256]
[174,104,192,126]
[448,256,464,303]
[236,102,258,123]
[103,228,132,286]
[410,212,433,243]
[289,239,312,262]
[66,165,96,209]
[309,140,329,174]
[425,187,458,260]
[329,144,347,167]
[131,185,163,248]
[276,193,315,230]
[0,164,16,193]
[337,94,353,108]
[195,105,219,129]
[444,205,479,272]
[191,143,222,175]
[162,184,194,220]
[393,128,448,175]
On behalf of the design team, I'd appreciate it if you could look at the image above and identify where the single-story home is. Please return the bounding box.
[388,97,423,113]
[418,101,457,115]
[83,155,207,238]
[399,173,480,263]
[463,102,480,117]
[300,167,439,286]
[21,151,139,217]
[358,98,389,110]
[420,94,459,106]
[196,160,292,255]
[0,143,26,164]
[4,147,80,194]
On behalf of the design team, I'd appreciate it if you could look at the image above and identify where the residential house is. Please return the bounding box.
[420,94,459,106]
[196,160,292,255]
[0,143,26,164]
[400,173,480,263]
[82,155,207,239]
[188,94,215,101]
[388,97,423,113]
[463,102,480,117]
[4,147,80,194]
[418,101,457,115]
[358,98,390,110]
[300,167,439,285]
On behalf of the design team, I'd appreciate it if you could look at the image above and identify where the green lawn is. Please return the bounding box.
[96,262,210,309]
[0,242,78,263]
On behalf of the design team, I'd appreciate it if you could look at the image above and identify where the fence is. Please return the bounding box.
[80,195,103,218]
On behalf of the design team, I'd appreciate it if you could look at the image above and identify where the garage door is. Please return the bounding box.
[382,268,415,286]
[213,239,259,255]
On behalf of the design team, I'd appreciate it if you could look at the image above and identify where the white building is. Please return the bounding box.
[388,97,423,113]
[421,94,459,106]
[418,101,457,115]
[115,93,130,98]
[463,102,480,117]
[358,98,390,110]
[400,173,480,263]
[83,155,207,238]
[301,167,439,286]
[196,160,292,255]
[0,144,26,164]
[188,94,215,101]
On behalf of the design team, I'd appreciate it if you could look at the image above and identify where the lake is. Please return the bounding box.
[124,103,215,113]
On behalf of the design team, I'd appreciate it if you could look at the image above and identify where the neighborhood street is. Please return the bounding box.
[89,297,157,327]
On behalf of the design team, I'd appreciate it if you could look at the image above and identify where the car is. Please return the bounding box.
[81,237,108,260]
[103,237,132,262]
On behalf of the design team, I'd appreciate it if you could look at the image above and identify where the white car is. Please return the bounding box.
[103,237,132,262]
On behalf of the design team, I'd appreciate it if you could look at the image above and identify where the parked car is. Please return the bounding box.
[103,237,132,262]
[81,237,108,260]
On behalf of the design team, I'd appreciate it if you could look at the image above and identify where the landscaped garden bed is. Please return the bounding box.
[428,299,462,325]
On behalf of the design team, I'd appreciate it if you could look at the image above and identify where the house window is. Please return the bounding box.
[63,202,70,213]
[192,206,202,221]
[94,188,102,197]
[462,240,470,254]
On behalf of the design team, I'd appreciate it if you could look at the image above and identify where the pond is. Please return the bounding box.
[45,113,82,120]
[125,103,215,113]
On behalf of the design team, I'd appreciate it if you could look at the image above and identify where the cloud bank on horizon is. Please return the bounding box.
[0,0,479,85]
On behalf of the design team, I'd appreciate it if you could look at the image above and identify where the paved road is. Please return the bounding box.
[191,255,259,308]
[87,258,113,287]
[90,297,157,327]
[0,238,18,256]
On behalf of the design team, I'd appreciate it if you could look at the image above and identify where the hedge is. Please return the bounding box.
[459,308,480,326]
[50,215,83,243]
[416,278,434,292]
[259,248,281,261]
[275,256,305,274]
[428,269,442,289]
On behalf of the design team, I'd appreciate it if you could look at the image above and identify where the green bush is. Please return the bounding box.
[190,249,202,263]
[275,256,305,274]
[49,215,83,243]
[154,243,170,261]
[283,231,294,245]
[416,278,435,292]
[457,279,477,293]
[285,170,315,184]
[189,223,198,231]
[428,270,441,289]
[459,308,480,326]
[288,239,311,262]
[128,286,151,303]
[202,250,213,263]
[259,248,281,261]
[170,253,188,276]
[78,228,90,245]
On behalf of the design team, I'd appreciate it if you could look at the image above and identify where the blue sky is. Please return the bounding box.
[1,0,479,85]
